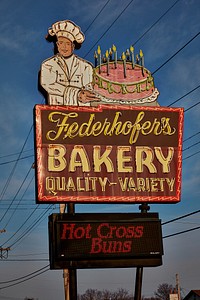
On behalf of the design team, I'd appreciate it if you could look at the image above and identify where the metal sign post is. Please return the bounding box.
[134,203,150,300]
[67,203,77,300]
[60,203,77,300]
[59,204,69,300]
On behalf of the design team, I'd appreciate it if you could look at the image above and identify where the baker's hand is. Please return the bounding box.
[78,89,100,103]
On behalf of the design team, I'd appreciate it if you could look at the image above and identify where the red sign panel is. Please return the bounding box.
[49,213,163,269]
[34,104,183,203]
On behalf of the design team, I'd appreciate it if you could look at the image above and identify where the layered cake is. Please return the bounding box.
[90,48,159,106]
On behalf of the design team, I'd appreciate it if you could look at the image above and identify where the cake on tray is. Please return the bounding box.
[90,46,159,107]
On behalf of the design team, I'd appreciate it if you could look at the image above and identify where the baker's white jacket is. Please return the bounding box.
[40,54,94,106]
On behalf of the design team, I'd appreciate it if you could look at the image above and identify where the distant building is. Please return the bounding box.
[183,290,200,300]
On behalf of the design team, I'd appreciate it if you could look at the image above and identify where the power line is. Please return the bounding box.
[162,209,200,225]
[84,0,112,33]
[0,265,49,284]
[0,166,33,226]
[167,84,200,107]
[83,0,135,58]
[133,0,182,46]
[8,205,54,249]
[183,140,200,152]
[183,150,200,161]
[2,173,34,229]
[0,267,49,291]
[0,149,33,160]
[0,126,33,202]
[152,31,200,75]
[163,225,200,239]
[184,131,200,143]
[0,155,33,166]
[185,100,200,112]
[1,204,40,247]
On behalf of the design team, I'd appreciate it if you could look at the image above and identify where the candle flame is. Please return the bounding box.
[97,45,101,55]
[112,44,116,52]
[122,52,126,61]
[105,50,109,58]
[130,45,134,53]
[140,49,144,57]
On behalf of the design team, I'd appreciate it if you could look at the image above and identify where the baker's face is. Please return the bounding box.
[57,37,74,57]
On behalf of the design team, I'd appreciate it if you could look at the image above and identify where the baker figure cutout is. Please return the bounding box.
[40,20,99,106]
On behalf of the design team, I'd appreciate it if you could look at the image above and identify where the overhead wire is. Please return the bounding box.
[162,209,200,225]
[133,0,182,46]
[0,125,33,202]
[0,155,34,166]
[184,100,200,112]
[0,166,33,226]
[0,149,33,160]
[2,172,34,229]
[183,150,200,161]
[167,84,200,107]
[1,204,54,249]
[152,31,200,75]
[84,0,112,33]
[184,131,200,142]
[183,141,200,152]
[83,0,135,58]
[163,226,200,239]
[0,267,50,291]
[0,265,49,285]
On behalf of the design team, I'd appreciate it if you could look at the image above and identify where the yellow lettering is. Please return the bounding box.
[117,146,132,172]
[136,146,157,173]
[69,146,90,172]
[48,144,66,171]
[93,146,114,172]
[166,178,175,191]
[98,177,108,192]
[155,147,174,173]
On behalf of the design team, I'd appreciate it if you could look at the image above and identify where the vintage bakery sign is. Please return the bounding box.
[34,104,183,203]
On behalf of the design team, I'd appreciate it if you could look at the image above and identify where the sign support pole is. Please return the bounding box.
[67,203,77,300]
[60,204,69,300]
[60,203,77,300]
[134,203,150,300]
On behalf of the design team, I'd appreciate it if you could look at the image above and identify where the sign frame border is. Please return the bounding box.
[34,104,184,204]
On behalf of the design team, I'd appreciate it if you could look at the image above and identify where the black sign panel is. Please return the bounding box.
[49,213,163,269]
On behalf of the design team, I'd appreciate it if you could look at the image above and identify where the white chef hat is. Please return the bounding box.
[48,20,85,44]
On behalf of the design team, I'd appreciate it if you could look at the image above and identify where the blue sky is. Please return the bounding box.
[0,0,200,299]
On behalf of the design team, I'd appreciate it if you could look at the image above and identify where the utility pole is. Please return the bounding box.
[176,273,181,300]
[0,247,10,259]
[0,229,10,259]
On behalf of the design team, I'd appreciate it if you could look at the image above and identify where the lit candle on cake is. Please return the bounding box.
[112,44,117,68]
[139,49,144,76]
[94,51,98,67]
[122,52,126,78]
[139,49,144,67]
[109,48,113,61]
[97,45,101,73]
[130,45,135,68]
[105,50,109,76]
[126,49,130,61]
